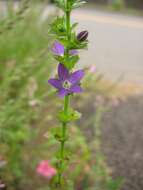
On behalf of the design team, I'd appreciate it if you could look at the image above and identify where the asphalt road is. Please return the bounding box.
[72,8,143,84]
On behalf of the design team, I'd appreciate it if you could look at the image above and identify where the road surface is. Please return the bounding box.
[71,8,143,84]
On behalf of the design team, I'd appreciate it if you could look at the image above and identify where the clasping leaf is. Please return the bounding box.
[58,109,81,123]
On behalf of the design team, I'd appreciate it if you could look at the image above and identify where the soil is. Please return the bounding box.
[101,95,143,190]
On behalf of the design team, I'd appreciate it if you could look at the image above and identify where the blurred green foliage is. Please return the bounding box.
[0,1,122,190]
[88,0,143,9]
[0,2,54,189]
[110,0,125,10]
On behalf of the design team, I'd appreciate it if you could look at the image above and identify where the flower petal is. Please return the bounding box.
[69,70,84,84]
[58,88,69,98]
[70,85,83,93]
[48,79,62,89]
[69,49,78,55]
[52,41,64,56]
[58,63,69,81]
[89,65,96,73]
[36,160,57,179]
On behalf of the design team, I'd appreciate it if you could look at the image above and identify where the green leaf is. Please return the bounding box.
[106,178,123,190]
[54,0,86,11]
[71,22,78,31]
[55,54,79,70]
[54,0,66,11]
[65,55,79,70]
[54,133,68,142]
[50,16,66,37]
[54,55,65,63]
[72,0,86,9]
[70,109,82,121]
[58,109,81,123]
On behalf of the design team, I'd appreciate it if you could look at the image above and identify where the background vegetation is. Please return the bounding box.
[88,0,143,9]
[0,1,123,190]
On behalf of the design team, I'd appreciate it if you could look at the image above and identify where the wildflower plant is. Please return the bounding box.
[48,0,88,187]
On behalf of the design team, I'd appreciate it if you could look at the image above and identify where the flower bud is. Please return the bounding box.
[77,30,88,42]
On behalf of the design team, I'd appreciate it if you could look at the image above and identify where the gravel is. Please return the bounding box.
[101,95,143,190]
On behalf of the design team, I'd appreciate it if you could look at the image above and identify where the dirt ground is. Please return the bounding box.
[101,95,143,190]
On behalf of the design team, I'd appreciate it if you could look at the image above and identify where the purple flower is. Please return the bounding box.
[52,41,64,56]
[52,41,78,56]
[69,49,78,55]
[48,63,84,98]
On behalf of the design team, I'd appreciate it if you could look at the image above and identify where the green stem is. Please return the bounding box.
[57,0,71,187]
[58,95,70,186]
[66,11,70,41]
[61,95,69,161]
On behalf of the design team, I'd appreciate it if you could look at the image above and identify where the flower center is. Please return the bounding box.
[63,80,72,89]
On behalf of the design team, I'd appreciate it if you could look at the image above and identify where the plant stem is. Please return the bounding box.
[66,11,70,41]
[66,0,71,42]
[58,95,70,186]
[57,0,71,186]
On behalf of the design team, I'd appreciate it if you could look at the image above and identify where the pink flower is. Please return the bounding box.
[89,65,96,73]
[36,160,57,179]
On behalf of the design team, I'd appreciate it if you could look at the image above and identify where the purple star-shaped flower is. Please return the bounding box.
[48,63,84,97]
[52,41,78,56]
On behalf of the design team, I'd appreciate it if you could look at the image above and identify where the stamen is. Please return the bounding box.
[63,80,71,89]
